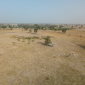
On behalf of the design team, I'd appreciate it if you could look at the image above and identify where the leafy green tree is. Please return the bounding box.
[62,28,67,33]
[71,26,73,29]
[44,28,46,30]
[34,28,38,33]
[2,25,7,30]
[23,25,29,30]
[9,25,13,30]
[34,24,40,30]
[54,29,57,31]
[49,26,55,30]
[44,36,52,46]
[59,25,63,28]
[41,27,44,30]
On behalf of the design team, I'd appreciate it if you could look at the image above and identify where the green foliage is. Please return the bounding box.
[59,25,63,28]
[17,38,20,41]
[2,25,7,30]
[22,37,25,42]
[32,40,34,42]
[54,29,57,31]
[41,27,44,30]
[57,28,62,30]
[49,26,55,30]
[23,25,29,30]
[28,37,31,44]
[44,36,52,46]
[34,24,40,29]
[9,25,13,30]
[24,27,28,30]
[34,28,38,33]
[62,28,67,33]
[44,28,46,30]
[12,42,15,45]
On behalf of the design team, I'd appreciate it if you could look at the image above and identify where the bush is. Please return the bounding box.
[22,37,25,42]
[62,28,67,33]
[44,36,52,46]
[28,37,31,44]
[9,25,13,30]
[12,42,15,45]
[54,29,57,31]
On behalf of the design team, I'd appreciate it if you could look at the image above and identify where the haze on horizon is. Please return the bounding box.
[0,0,85,24]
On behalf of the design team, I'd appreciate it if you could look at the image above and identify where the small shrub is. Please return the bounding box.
[12,42,15,45]
[22,38,25,42]
[54,29,57,31]
[17,37,20,41]
[28,37,31,44]
[64,54,69,57]
[32,40,34,42]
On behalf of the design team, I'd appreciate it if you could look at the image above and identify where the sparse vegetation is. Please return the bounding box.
[62,28,67,33]
[80,35,82,37]
[44,36,52,46]
[12,42,15,45]
[22,37,25,42]
[34,28,38,33]
[17,38,20,41]
[32,40,34,42]
[2,25,7,30]
[0,27,85,85]
[9,25,13,30]
[28,37,31,44]
[29,28,32,33]
[23,25,29,30]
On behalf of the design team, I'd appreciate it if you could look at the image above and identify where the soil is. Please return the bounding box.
[0,29,85,85]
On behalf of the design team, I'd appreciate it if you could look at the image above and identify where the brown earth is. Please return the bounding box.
[0,29,85,85]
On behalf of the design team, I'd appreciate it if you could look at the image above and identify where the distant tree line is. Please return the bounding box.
[0,24,78,33]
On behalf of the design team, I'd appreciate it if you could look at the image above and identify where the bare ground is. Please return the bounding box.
[0,29,85,85]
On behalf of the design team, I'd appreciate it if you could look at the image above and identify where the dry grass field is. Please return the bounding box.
[0,29,85,85]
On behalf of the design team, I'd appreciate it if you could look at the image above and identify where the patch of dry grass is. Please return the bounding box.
[0,29,85,85]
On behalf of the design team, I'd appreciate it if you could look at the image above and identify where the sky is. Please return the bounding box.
[0,0,85,24]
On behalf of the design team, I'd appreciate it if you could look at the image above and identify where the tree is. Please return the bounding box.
[54,28,57,31]
[34,28,38,33]
[2,25,7,30]
[44,28,46,30]
[9,25,13,30]
[41,27,44,30]
[44,36,52,46]
[23,25,29,30]
[59,25,63,28]
[33,24,40,30]
[62,28,67,33]
[49,26,55,30]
